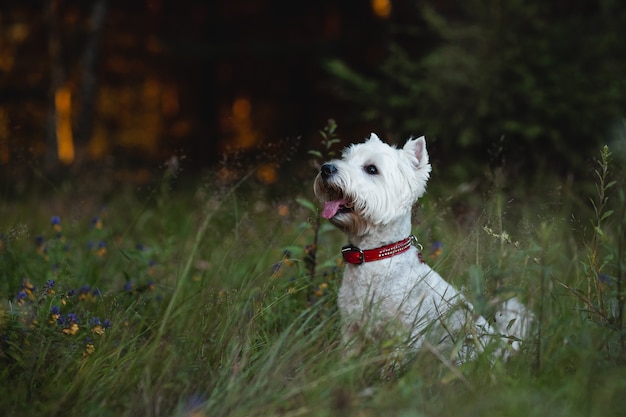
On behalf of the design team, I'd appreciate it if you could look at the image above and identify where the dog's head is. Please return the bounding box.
[313,133,431,237]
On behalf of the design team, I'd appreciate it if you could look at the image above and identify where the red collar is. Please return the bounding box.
[341,236,424,265]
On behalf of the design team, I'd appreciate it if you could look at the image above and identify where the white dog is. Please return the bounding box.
[313,133,532,363]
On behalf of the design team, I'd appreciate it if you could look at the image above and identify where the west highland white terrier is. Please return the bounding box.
[313,133,532,363]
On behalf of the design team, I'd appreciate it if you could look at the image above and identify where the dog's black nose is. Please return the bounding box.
[320,163,337,180]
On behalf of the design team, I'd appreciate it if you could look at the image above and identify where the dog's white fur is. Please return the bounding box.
[314,133,532,362]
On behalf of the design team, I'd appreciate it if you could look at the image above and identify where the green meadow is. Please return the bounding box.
[1,143,625,417]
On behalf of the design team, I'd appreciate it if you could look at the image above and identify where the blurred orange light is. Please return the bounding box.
[227,96,258,150]
[277,203,289,217]
[257,163,278,184]
[371,0,391,18]
[55,85,74,165]
[232,98,251,119]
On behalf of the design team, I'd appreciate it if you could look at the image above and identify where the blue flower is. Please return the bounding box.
[97,241,107,256]
[49,306,61,324]
[83,337,95,355]
[183,394,206,413]
[77,285,97,301]
[91,217,103,229]
[599,273,615,291]
[429,241,443,260]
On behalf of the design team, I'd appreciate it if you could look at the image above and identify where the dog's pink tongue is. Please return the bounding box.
[322,199,347,219]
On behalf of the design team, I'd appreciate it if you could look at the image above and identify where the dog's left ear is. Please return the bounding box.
[403,136,429,167]
[368,132,383,143]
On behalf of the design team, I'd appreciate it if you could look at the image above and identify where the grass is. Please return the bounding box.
[1,144,625,417]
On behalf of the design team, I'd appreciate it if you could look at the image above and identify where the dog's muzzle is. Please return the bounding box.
[316,162,356,219]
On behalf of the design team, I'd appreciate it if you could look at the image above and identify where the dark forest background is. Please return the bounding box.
[1,0,625,191]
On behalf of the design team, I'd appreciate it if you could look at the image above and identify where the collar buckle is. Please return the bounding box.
[341,245,365,265]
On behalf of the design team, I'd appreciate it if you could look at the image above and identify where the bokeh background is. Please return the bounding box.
[1,0,625,192]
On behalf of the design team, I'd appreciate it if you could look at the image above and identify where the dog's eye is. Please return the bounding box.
[364,164,378,175]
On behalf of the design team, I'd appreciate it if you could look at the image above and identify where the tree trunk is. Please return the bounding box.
[74,0,109,166]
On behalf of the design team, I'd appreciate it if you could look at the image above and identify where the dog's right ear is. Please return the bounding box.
[403,136,429,168]
[367,132,383,143]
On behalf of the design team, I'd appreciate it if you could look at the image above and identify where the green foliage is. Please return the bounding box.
[1,135,626,416]
[327,0,626,177]
[558,145,625,340]
[307,118,342,162]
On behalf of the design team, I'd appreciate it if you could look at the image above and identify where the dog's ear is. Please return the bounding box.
[403,136,429,167]
[367,132,383,143]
